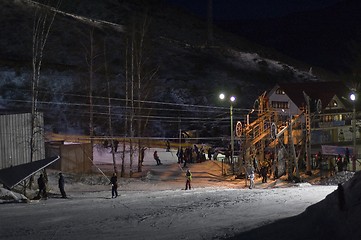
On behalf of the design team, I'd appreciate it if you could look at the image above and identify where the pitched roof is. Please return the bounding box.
[276,81,351,109]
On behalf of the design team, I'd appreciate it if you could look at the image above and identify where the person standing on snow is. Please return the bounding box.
[140,147,147,166]
[336,154,343,172]
[185,169,192,190]
[344,147,350,171]
[177,147,183,164]
[110,173,118,198]
[58,172,67,198]
[249,169,255,189]
[166,140,170,152]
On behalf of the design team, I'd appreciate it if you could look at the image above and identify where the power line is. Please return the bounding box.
[1,87,254,113]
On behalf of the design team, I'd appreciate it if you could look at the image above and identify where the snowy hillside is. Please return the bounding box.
[0,0,319,137]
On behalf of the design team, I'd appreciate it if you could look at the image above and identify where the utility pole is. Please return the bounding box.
[230,103,234,175]
[179,117,182,149]
[303,92,312,175]
[350,92,357,171]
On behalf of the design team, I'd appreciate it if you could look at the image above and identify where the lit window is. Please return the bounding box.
[271,101,289,109]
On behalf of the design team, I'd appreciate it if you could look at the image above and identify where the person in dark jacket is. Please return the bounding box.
[110,173,118,198]
[336,154,344,172]
[177,147,184,163]
[37,174,47,199]
[260,166,268,183]
[58,172,67,198]
[140,147,147,166]
[153,151,162,165]
[166,140,170,152]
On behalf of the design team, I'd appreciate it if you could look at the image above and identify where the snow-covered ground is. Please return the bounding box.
[0,181,337,240]
[1,146,361,239]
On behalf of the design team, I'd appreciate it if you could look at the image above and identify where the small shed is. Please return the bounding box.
[46,141,93,174]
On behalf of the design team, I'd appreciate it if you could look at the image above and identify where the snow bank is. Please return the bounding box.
[0,188,28,203]
[228,171,361,240]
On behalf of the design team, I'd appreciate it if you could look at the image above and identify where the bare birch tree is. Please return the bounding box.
[121,36,129,177]
[30,0,61,188]
[104,40,118,174]
[79,27,103,169]
[124,12,157,175]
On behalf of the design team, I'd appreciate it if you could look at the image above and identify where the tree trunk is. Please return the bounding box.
[104,40,117,174]
[31,0,61,188]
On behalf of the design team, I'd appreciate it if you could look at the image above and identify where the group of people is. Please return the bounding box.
[37,172,67,199]
[336,148,351,172]
[176,145,207,168]
[250,155,274,184]
[102,139,120,153]
[316,148,353,174]
[35,144,201,199]
[245,151,279,189]
[37,171,120,199]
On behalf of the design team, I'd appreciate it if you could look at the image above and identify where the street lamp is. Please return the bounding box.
[350,92,357,171]
[219,93,236,175]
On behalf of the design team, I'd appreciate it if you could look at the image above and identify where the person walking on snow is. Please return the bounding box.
[110,173,119,198]
[37,174,47,199]
[185,169,192,190]
[153,151,162,165]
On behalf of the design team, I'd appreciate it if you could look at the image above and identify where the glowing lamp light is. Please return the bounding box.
[218,92,236,175]
[350,93,356,101]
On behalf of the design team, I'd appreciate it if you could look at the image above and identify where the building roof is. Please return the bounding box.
[276,81,352,110]
[0,156,60,189]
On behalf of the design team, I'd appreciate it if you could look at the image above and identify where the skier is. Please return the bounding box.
[185,169,192,190]
[153,151,162,165]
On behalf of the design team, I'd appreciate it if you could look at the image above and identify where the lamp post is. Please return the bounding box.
[350,92,356,171]
[219,93,236,175]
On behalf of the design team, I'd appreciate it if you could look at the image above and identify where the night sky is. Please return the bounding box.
[166,0,343,20]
